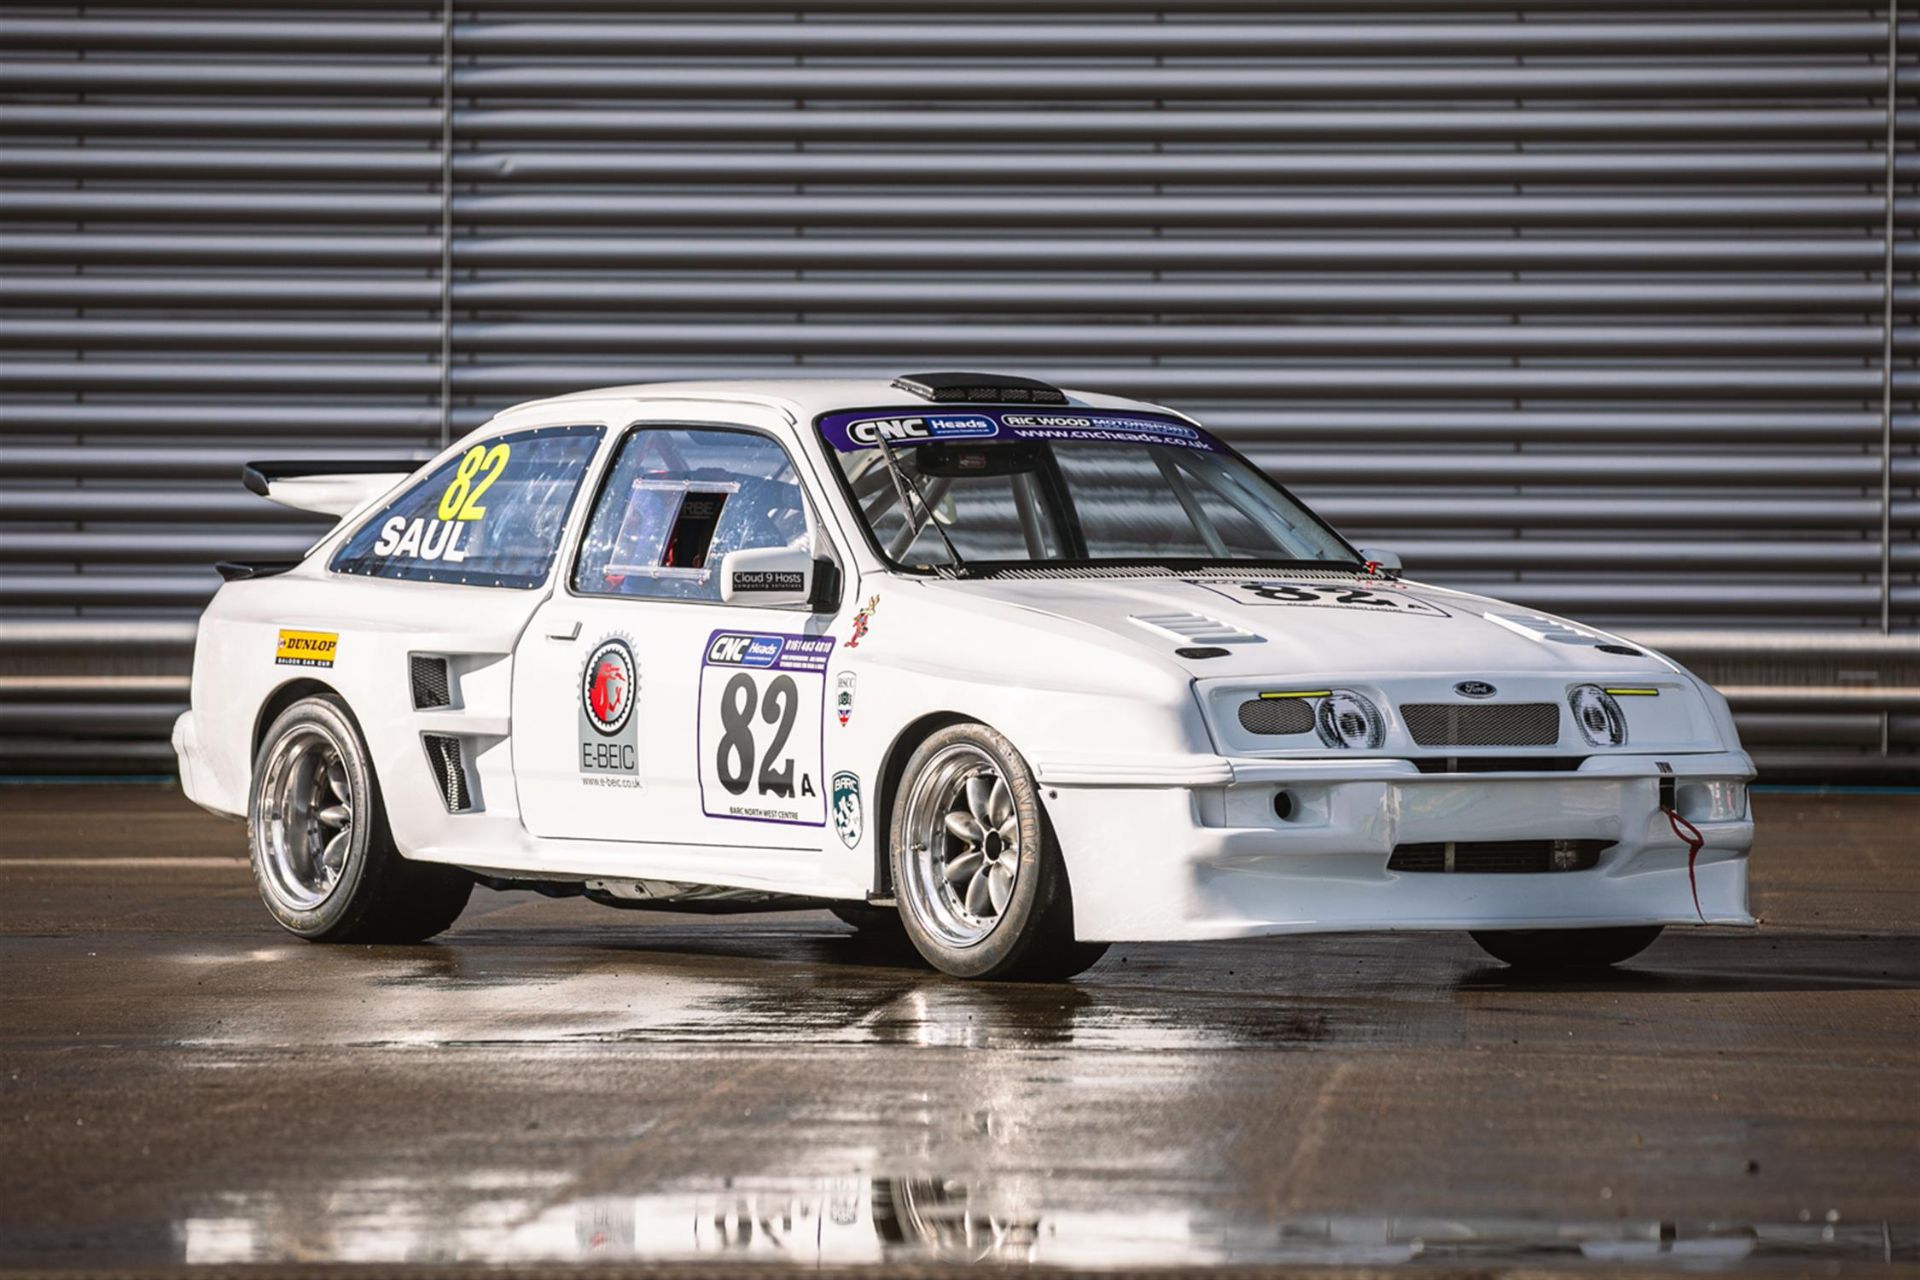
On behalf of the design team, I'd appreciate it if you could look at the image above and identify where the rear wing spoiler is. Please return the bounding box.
[241,459,417,519]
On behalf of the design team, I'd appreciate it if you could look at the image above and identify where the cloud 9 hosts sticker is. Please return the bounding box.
[578,636,640,783]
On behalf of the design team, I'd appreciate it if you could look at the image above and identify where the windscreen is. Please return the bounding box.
[816,407,1356,572]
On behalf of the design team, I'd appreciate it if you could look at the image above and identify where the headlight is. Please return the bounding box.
[1679,780,1747,822]
[1568,684,1627,747]
[1316,689,1385,750]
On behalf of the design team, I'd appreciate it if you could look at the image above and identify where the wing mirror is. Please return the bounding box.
[719,546,839,612]
[1358,547,1403,573]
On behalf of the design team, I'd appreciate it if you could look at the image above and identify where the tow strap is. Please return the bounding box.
[1658,765,1707,921]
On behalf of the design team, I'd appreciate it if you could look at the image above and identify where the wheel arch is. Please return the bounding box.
[251,676,345,762]
[872,710,975,896]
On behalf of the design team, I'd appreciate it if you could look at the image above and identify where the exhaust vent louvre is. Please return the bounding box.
[410,654,451,709]
[421,733,472,812]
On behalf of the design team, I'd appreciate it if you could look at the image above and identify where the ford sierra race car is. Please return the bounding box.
[174,372,1756,980]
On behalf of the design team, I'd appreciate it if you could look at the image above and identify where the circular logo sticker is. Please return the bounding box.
[582,638,636,736]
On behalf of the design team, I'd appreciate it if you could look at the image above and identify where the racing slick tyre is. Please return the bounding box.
[1469,925,1663,970]
[890,723,1107,981]
[248,694,472,943]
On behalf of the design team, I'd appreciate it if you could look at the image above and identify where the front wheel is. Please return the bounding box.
[249,694,471,943]
[1469,925,1663,970]
[889,723,1106,981]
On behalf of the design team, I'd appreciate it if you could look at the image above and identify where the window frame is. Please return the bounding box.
[564,420,840,610]
[325,422,606,591]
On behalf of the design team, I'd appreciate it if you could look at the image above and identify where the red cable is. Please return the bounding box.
[1666,806,1707,921]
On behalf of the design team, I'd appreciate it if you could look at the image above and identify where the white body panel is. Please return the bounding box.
[176,378,1755,942]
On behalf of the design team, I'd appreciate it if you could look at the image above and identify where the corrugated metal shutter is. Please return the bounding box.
[2,2,1914,776]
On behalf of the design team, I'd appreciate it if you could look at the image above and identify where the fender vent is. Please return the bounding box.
[1389,839,1608,874]
[421,734,472,812]
[410,655,451,709]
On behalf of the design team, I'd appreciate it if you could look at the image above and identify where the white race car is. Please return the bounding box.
[174,372,1755,980]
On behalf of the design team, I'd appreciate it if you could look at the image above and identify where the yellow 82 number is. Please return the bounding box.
[437,442,510,522]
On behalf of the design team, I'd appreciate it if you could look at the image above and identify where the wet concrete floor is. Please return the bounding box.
[0,784,1915,1275]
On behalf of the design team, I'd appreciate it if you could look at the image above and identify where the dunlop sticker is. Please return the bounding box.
[275,629,338,669]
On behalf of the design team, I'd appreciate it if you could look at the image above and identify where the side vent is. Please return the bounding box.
[410,654,451,709]
[421,734,473,812]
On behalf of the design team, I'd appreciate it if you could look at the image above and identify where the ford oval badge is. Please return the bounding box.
[1454,680,1498,699]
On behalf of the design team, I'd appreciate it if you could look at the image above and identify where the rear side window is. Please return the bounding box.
[331,425,603,588]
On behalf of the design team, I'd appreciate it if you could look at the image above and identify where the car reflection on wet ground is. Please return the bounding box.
[0,784,1914,1275]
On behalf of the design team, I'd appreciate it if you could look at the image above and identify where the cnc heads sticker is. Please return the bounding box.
[843,595,880,649]
[835,671,857,726]
[275,629,337,668]
[699,629,831,826]
[832,771,862,849]
[578,636,639,782]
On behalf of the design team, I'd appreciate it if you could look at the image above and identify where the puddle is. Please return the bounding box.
[172,1173,1911,1269]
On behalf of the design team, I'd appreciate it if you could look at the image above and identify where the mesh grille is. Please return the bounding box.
[422,733,471,812]
[1238,697,1316,736]
[1389,839,1609,874]
[1400,702,1559,747]
[1411,756,1587,774]
[410,654,450,709]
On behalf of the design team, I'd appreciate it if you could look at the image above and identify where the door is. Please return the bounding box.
[512,423,841,852]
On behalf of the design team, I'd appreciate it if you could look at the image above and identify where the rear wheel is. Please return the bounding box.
[249,694,471,943]
[890,723,1107,981]
[1469,925,1663,970]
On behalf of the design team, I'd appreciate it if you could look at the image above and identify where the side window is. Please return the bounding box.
[573,427,815,603]
[331,424,602,588]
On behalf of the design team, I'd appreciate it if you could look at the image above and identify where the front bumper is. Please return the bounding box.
[1042,752,1755,943]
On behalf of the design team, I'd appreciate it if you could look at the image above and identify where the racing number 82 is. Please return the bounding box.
[437,442,510,522]
[716,672,799,797]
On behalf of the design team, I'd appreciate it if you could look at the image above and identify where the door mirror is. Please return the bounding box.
[718,545,814,608]
[1358,547,1403,573]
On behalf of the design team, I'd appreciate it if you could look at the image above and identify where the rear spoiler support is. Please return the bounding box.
[241,459,417,519]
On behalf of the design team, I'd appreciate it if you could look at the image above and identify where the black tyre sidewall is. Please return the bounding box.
[889,723,1075,980]
[248,695,388,940]
[1469,925,1664,969]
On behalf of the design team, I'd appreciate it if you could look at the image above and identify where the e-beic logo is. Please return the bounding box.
[581,638,635,736]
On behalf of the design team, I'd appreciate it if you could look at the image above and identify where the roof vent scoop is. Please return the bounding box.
[890,371,1068,405]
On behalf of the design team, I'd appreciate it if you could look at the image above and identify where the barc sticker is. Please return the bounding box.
[832,771,862,849]
[698,630,832,826]
[275,629,337,668]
